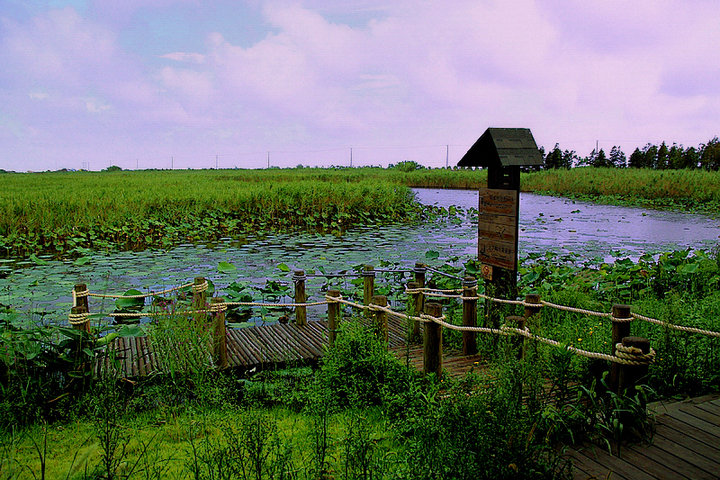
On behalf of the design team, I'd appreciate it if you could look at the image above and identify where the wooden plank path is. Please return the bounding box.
[568,394,720,480]
[105,315,486,378]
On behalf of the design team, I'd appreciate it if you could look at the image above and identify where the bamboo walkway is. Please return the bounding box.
[568,394,720,480]
[105,315,485,378]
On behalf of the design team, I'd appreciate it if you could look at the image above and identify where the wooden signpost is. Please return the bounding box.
[458,128,543,329]
[477,188,519,272]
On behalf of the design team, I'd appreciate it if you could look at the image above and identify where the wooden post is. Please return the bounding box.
[73,284,91,333]
[609,304,632,391]
[524,294,542,321]
[618,336,651,395]
[211,297,229,369]
[424,302,443,377]
[413,262,426,288]
[362,265,375,318]
[371,294,388,344]
[294,270,307,326]
[327,289,341,347]
[192,277,208,324]
[407,281,423,343]
[462,276,478,355]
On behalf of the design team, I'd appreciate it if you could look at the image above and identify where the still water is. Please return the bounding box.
[2,189,719,319]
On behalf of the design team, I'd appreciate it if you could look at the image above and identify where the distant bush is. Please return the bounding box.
[389,160,424,172]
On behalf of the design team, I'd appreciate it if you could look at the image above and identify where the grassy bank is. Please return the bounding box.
[0,169,422,257]
[2,167,719,258]
[521,167,720,213]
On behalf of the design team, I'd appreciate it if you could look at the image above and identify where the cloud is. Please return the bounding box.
[1,1,719,171]
[160,52,206,64]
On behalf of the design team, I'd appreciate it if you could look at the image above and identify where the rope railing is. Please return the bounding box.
[324,294,655,366]
[71,274,720,342]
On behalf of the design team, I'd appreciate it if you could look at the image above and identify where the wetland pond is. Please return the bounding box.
[2,189,719,324]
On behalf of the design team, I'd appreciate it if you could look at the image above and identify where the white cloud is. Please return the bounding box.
[160,52,206,64]
[84,97,112,113]
[28,92,49,100]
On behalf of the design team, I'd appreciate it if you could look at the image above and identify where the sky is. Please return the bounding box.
[1,0,719,171]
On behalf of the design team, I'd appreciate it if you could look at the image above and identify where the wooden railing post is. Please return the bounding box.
[424,302,443,377]
[362,265,375,318]
[293,270,307,326]
[618,336,651,395]
[462,276,478,355]
[406,281,423,343]
[192,277,207,324]
[73,284,91,333]
[327,289,341,347]
[413,262,426,289]
[524,294,542,321]
[211,297,229,369]
[371,294,388,344]
[609,304,632,391]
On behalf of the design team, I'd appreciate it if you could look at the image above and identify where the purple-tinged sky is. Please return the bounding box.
[1,0,718,171]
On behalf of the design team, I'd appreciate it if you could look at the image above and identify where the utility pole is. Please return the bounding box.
[350,147,353,167]
[171,156,174,169]
[267,151,270,169]
[446,144,449,168]
[215,155,219,170]
[136,158,139,170]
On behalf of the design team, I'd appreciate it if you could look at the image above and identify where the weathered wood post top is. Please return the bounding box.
[457,127,543,274]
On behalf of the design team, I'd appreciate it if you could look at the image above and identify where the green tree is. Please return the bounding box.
[588,148,611,167]
[656,142,669,169]
[681,146,700,169]
[667,143,683,169]
[643,144,658,169]
[544,144,563,169]
[628,147,645,168]
[700,137,720,171]
[609,146,627,168]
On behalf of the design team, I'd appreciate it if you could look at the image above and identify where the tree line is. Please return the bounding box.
[541,137,720,170]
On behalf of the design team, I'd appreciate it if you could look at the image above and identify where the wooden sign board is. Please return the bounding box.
[478,188,518,271]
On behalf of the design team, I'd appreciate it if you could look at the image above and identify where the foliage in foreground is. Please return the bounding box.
[0,321,574,480]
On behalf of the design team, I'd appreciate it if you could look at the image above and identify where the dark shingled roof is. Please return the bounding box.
[457,128,543,167]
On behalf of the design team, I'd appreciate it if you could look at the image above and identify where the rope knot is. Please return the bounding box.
[614,343,656,365]
[210,302,227,313]
[611,316,634,323]
[192,281,209,293]
[68,312,90,325]
[324,294,341,303]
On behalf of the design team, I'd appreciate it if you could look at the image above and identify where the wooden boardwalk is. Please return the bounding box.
[568,394,720,480]
[106,315,485,378]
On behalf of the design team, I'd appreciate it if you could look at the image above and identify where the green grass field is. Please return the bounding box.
[2,166,719,258]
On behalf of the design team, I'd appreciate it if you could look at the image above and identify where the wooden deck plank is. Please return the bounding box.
[680,404,720,427]
[227,329,255,367]
[566,448,631,480]
[264,325,308,362]
[653,426,720,469]
[283,324,323,359]
[229,328,261,367]
[253,325,297,363]
[619,443,696,480]
[639,434,719,479]
[695,401,720,417]
[667,409,720,439]
[658,414,720,450]
[574,444,659,480]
